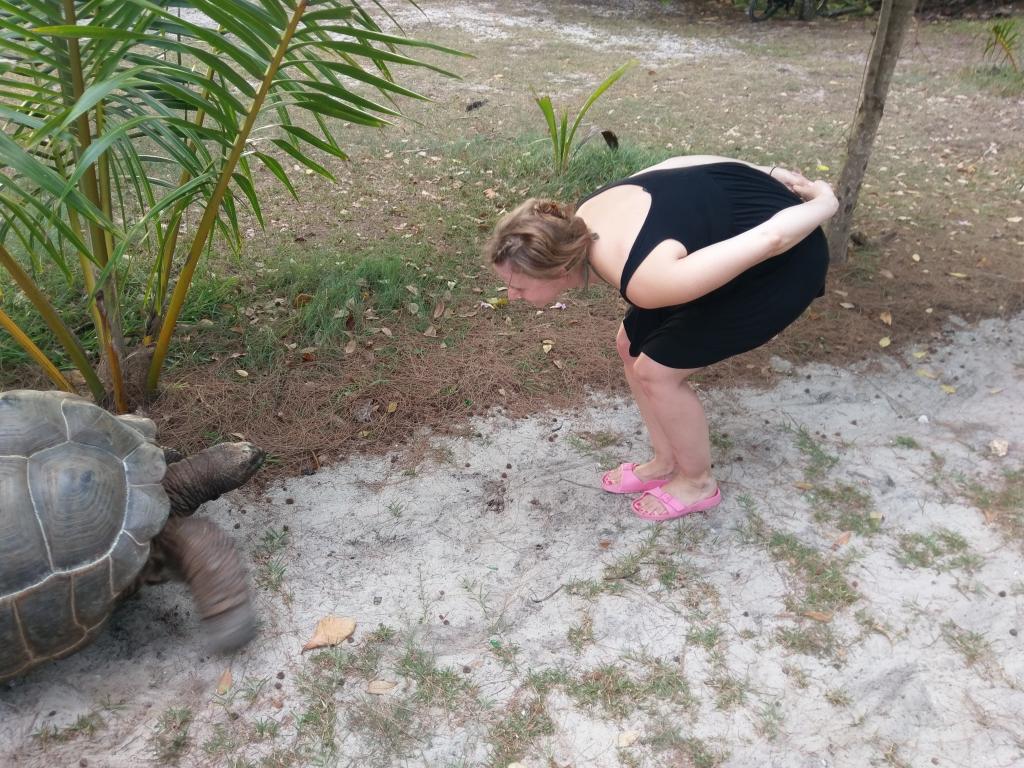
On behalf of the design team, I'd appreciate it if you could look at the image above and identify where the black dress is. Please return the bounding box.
[582,162,829,369]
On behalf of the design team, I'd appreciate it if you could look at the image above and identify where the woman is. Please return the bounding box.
[485,155,838,522]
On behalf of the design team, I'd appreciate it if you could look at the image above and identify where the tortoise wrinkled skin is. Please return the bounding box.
[0,390,259,682]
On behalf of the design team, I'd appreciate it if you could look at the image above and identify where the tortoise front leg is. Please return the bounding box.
[156,517,257,653]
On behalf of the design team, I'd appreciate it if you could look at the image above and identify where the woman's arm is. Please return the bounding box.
[626,180,838,309]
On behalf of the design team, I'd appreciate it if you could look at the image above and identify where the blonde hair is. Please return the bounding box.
[484,198,594,283]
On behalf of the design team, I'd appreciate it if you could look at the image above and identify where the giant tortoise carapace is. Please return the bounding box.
[0,389,265,683]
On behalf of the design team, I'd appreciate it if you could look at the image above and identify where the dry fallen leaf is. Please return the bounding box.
[940,384,957,395]
[366,680,397,695]
[916,368,937,380]
[879,337,892,348]
[423,325,438,338]
[912,350,927,359]
[301,616,356,652]
[483,187,497,199]
[879,269,895,279]
[617,730,641,748]
[541,339,554,354]
[947,272,968,279]
[235,369,249,378]
[381,327,393,337]
[794,482,814,491]
[552,359,564,370]
[831,531,852,550]
[216,669,232,695]
[344,339,357,355]
[1007,216,1022,223]
[802,610,834,623]
[839,302,855,310]
[879,310,892,326]
[293,292,313,308]
[432,301,445,320]
[911,253,921,262]
[989,439,1009,458]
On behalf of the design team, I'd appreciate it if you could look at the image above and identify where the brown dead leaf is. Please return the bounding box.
[839,302,855,309]
[794,482,814,491]
[831,531,852,550]
[432,301,446,320]
[293,292,313,308]
[802,610,833,623]
[878,337,892,348]
[301,616,356,652]
[541,339,554,354]
[879,311,892,326]
[940,384,957,395]
[235,369,249,378]
[216,669,232,695]
[366,680,397,695]
[879,269,895,279]
[423,325,438,338]
[344,339,357,355]
[386,401,398,414]
[381,327,393,338]
[483,187,497,199]
[552,359,564,370]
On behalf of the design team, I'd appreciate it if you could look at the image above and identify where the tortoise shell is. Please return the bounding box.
[0,390,169,681]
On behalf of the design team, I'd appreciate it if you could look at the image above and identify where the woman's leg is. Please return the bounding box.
[604,325,676,485]
[630,353,718,515]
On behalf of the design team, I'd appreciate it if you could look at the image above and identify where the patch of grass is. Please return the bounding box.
[757,700,784,741]
[710,430,733,454]
[826,688,851,707]
[566,659,692,719]
[397,643,476,710]
[486,696,555,768]
[686,625,722,651]
[252,718,281,740]
[777,623,838,659]
[202,723,237,757]
[748,516,858,614]
[566,613,595,655]
[253,527,289,592]
[152,707,193,763]
[964,469,1024,545]
[782,663,810,689]
[897,529,983,572]
[708,671,748,710]
[893,436,920,449]
[642,726,726,768]
[525,667,571,697]
[32,711,105,745]
[962,65,1024,96]
[795,427,838,480]
[810,482,881,536]
[489,637,521,670]
[345,696,423,767]
[941,621,992,666]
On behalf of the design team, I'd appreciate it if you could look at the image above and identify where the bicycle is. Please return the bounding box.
[747,0,871,22]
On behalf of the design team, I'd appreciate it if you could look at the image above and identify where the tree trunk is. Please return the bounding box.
[827,0,918,264]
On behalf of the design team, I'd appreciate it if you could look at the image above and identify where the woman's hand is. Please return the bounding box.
[770,165,835,207]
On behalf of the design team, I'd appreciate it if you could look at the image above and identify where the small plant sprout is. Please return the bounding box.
[533,60,636,175]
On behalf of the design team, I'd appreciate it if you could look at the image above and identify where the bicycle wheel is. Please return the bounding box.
[748,0,783,21]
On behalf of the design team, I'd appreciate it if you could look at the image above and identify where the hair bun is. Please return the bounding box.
[533,200,567,220]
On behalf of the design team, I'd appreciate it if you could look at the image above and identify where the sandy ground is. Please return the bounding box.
[2,310,1022,768]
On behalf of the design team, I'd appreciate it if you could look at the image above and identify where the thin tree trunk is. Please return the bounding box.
[828,0,918,264]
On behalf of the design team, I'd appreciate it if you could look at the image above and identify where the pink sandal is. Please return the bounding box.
[631,486,721,522]
[601,463,669,494]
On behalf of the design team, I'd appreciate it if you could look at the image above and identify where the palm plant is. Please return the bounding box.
[983,21,1020,74]
[0,0,463,411]
[533,60,634,176]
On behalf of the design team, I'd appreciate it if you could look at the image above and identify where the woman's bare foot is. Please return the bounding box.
[632,473,718,517]
[603,459,674,487]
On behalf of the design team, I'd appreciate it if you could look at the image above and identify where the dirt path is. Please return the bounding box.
[3,311,1021,767]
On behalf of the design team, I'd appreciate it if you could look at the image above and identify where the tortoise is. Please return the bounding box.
[0,389,265,683]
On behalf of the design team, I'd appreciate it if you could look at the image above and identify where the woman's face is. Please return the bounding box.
[493,262,568,308]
